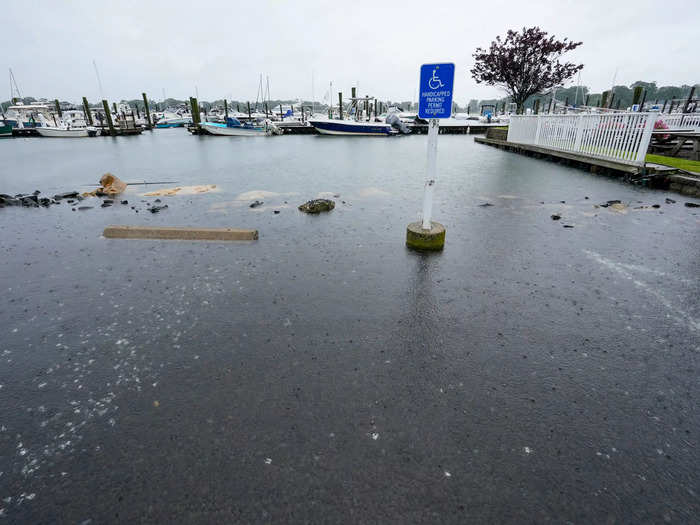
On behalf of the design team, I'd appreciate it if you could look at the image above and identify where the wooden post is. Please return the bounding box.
[534,99,540,114]
[661,99,667,113]
[639,90,647,112]
[600,91,609,108]
[374,98,378,120]
[54,99,62,118]
[236,103,240,112]
[190,97,201,126]
[338,92,343,120]
[135,104,140,119]
[682,86,695,113]
[224,99,228,119]
[102,99,116,136]
[247,102,251,119]
[82,97,94,126]
[112,102,118,114]
[279,104,283,119]
[142,93,152,130]
[608,92,615,109]
[584,94,590,107]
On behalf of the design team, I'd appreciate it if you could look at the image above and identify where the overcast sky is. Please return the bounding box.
[4,0,697,104]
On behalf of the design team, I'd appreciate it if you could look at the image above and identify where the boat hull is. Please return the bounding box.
[202,122,270,136]
[309,120,393,136]
[35,127,93,138]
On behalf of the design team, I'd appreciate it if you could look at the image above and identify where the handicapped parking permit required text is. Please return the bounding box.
[421,89,452,117]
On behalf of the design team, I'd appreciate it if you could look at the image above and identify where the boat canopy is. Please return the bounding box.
[226,117,242,127]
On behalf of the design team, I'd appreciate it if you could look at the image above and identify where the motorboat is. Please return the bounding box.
[201,117,282,136]
[308,117,396,136]
[155,110,192,128]
[35,114,97,137]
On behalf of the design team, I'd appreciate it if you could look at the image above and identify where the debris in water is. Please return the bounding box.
[298,199,335,214]
[551,214,561,220]
[144,184,217,197]
[665,198,676,204]
[685,202,700,208]
[249,200,264,208]
[149,205,168,213]
[479,202,494,207]
[563,224,574,228]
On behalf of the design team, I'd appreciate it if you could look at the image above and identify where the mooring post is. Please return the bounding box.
[224,99,228,120]
[135,104,140,119]
[247,102,251,119]
[142,93,152,130]
[374,98,378,120]
[54,99,62,118]
[661,99,667,113]
[338,93,343,120]
[112,102,118,114]
[639,90,647,112]
[102,99,116,136]
[584,94,590,107]
[82,97,94,126]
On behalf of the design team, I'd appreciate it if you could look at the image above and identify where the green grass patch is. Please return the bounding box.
[645,154,700,172]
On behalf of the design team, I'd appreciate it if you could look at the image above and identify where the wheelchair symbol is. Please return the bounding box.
[428,69,444,89]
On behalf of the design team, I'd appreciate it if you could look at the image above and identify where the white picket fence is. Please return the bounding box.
[507,112,658,166]
[659,113,700,131]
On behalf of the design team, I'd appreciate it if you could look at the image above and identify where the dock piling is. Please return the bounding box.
[82,97,93,126]
[142,93,152,130]
[54,99,62,118]
[338,93,343,120]
[682,86,695,113]
[102,100,117,136]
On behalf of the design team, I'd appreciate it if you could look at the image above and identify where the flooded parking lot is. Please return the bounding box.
[1,130,699,522]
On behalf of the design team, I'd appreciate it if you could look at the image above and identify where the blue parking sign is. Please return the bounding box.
[418,63,455,119]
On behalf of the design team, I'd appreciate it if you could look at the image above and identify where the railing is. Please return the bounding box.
[507,112,658,166]
[659,113,700,131]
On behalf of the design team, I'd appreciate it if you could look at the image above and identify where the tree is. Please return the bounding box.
[471,27,583,112]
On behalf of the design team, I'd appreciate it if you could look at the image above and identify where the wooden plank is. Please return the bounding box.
[103,225,258,241]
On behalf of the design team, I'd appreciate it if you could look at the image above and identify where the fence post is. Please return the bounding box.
[635,112,658,165]
[573,114,585,151]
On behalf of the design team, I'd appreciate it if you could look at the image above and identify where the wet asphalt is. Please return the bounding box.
[1,131,699,523]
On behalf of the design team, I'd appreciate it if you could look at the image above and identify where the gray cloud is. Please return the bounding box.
[4,0,697,104]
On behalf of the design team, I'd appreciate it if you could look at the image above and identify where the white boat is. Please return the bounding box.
[35,114,97,137]
[36,126,95,138]
[201,118,281,136]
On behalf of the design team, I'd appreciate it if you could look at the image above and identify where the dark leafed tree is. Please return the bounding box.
[471,27,583,112]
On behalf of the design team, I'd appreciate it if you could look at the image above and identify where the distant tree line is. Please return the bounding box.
[467,81,698,113]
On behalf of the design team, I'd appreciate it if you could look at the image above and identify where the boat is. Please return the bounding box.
[155,110,192,128]
[35,114,97,137]
[36,127,95,138]
[201,117,281,136]
[308,117,396,136]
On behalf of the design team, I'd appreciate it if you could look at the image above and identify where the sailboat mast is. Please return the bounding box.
[92,60,104,100]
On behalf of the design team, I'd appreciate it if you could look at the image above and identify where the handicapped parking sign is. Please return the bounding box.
[418,63,455,119]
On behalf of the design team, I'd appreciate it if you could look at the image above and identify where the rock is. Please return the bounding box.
[149,204,168,213]
[121,200,128,205]
[560,200,566,203]
[298,199,335,214]
[273,210,280,214]
[479,203,494,207]
[584,196,589,200]
[54,191,79,200]
[101,202,112,208]
[103,199,114,204]
[652,204,660,209]
[154,198,161,203]
[78,206,93,211]
[563,224,574,228]
[665,198,676,204]
[551,214,561,220]
[249,200,264,208]
[66,199,75,204]
[685,202,700,208]
[0,194,19,206]
[95,189,107,197]
[39,198,52,207]
[599,200,621,208]
[21,196,39,207]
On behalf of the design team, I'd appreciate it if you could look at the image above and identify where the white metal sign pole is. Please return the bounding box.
[421,118,440,230]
